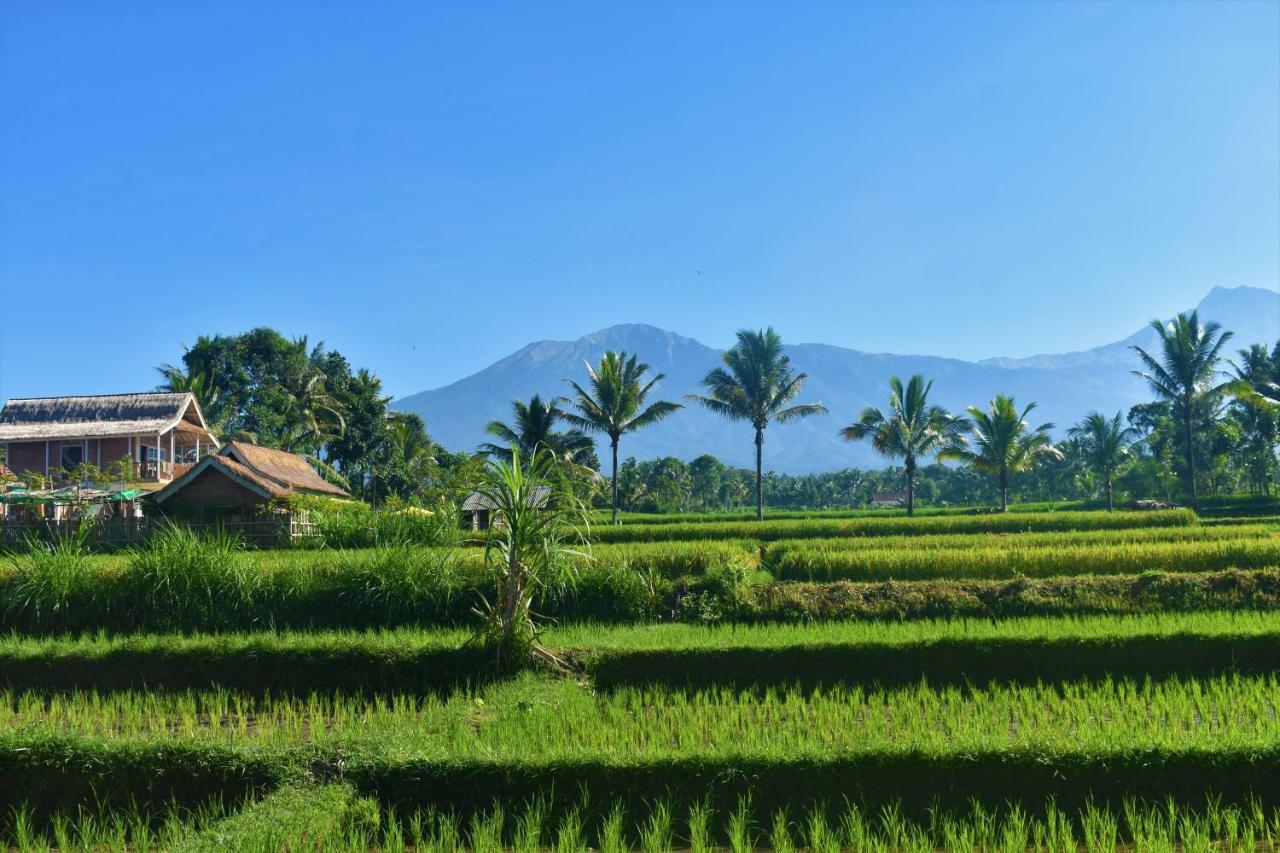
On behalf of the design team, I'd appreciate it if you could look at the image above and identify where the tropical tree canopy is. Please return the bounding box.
[1131,310,1234,505]
[1066,410,1137,510]
[689,328,827,520]
[480,394,597,468]
[562,350,682,523]
[839,374,968,514]
[940,395,1063,510]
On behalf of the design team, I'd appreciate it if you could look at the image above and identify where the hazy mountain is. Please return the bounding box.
[395,286,1279,474]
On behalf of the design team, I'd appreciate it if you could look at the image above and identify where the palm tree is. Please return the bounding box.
[155,362,223,434]
[279,369,346,453]
[688,328,827,520]
[839,374,968,516]
[940,395,1062,511]
[1067,411,1137,511]
[1230,342,1280,409]
[561,351,682,524]
[480,395,595,466]
[1131,311,1233,508]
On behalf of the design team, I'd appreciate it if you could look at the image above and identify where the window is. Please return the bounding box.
[140,445,168,462]
[60,445,84,470]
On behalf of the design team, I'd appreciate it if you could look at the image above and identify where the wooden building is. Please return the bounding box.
[151,441,349,518]
[461,485,551,530]
[0,392,218,485]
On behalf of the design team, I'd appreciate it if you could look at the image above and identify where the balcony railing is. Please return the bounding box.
[136,460,195,482]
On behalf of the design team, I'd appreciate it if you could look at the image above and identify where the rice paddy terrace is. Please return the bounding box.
[2,502,1278,850]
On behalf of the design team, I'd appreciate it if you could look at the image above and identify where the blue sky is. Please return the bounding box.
[1,1,1277,402]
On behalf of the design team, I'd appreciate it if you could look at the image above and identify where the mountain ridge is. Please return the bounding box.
[396,286,1279,473]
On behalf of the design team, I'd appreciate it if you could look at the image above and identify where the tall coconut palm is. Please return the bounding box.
[279,369,346,453]
[939,395,1062,511]
[562,351,683,524]
[480,395,595,466]
[1131,311,1233,508]
[839,374,968,516]
[688,328,827,520]
[1067,411,1137,511]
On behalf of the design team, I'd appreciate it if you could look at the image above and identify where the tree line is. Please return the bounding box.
[150,313,1277,518]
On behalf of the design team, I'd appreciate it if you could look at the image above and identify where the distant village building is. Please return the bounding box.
[152,441,349,518]
[0,392,218,486]
[461,485,551,530]
[870,490,909,508]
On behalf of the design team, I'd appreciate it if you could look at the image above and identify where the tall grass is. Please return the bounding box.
[2,530,96,631]
[121,524,261,631]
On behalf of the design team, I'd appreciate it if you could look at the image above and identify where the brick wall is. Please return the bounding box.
[161,466,269,517]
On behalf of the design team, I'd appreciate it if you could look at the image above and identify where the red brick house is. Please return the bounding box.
[0,392,218,485]
[151,441,349,517]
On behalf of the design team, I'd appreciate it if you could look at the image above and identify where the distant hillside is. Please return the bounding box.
[395,286,1279,474]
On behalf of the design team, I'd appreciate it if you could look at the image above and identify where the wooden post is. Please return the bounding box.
[157,433,162,480]
[169,431,175,475]
[44,441,49,479]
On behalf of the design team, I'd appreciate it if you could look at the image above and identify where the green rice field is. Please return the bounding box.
[2,504,1278,850]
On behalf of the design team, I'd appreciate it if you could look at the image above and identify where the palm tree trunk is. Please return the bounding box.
[1183,405,1197,509]
[754,428,764,522]
[1106,476,1114,512]
[1000,466,1009,512]
[610,437,620,525]
[905,457,915,517]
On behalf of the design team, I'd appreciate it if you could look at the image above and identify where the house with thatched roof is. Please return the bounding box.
[0,392,218,486]
[151,441,349,518]
[461,485,552,530]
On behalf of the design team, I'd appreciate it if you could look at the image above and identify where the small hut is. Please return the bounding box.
[461,485,551,530]
[151,441,349,519]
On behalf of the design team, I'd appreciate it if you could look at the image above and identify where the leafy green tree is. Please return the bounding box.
[562,351,682,524]
[648,456,693,512]
[480,395,596,468]
[688,328,827,520]
[839,374,968,516]
[940,395,1063,511]
[1131,311,1233,507]
[689,454,726,509]
[1228,343,1280,494]
[1066,411,1137,510]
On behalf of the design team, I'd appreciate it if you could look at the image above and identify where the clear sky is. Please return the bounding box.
[1,1,1277,402]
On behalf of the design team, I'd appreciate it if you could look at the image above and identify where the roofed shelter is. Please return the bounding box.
[461,485,552,530]
[151,441,349,518]
[0,392,218,485]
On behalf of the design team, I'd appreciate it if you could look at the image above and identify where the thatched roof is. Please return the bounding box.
[462,485,552,512]
[151,442,350,505]
[151,438,350,504]
[0,392,214,441]
[222,442,349,497]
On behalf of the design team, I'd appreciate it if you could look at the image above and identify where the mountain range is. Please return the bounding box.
[395,286,1279,474]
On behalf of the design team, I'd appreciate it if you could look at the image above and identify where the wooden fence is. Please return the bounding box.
[0,517,321,549]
